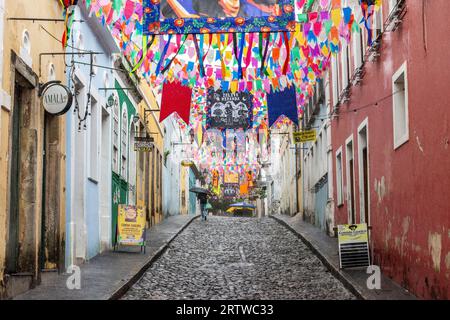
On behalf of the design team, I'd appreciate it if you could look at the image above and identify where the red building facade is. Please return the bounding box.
[328,0,449,299]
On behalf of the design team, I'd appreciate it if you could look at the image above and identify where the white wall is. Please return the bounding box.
[99,107,112,251]
[269,129,297,215]
[162,117,181,216]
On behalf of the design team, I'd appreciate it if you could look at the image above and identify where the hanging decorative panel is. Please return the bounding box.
[143,0,296,34]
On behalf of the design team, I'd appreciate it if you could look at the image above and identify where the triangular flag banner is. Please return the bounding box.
[160,81,193,125]
[267,86,298,127]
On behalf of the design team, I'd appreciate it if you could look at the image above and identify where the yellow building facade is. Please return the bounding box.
[0,0,67,298]
[135,81,165,227]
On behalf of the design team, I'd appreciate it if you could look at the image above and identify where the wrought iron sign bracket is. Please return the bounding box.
[38,80,62,97]
[39,52,103,77]
[144,109,160,125]
[8,17,84,23]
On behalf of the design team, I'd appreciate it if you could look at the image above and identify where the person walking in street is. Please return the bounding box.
[198,192,208,221]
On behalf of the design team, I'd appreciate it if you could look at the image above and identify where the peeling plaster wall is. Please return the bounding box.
[330,0,450,299]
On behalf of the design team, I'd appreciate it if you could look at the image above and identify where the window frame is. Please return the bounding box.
[112,96,120,174]
[121,104,128,178]
[345,135,356,224]
[357,118,370,225]
[331,55,340,107]
[88,95,100,182]
[392,61,409,150]
[335,146,344,207]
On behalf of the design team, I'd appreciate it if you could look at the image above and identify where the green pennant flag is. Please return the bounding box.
[325,20,333,35]
[113,0,123,11]
[297,13,308,23]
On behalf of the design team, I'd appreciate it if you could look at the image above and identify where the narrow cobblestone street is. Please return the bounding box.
[123,217,355,300]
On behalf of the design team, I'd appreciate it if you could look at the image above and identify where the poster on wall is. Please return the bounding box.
[116,205,146,250]
[144,0,296,34]
[206,89,253,129]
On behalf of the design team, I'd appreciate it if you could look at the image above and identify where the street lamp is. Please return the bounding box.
[107,94,117,109]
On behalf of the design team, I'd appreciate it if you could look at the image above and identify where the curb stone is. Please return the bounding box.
[108,215,200,300]
[270,215,365,300]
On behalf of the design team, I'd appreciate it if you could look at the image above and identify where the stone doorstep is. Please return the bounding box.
[270,214,417,300]
[4,273,34,298]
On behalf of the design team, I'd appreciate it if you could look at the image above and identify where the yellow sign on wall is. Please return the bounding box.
[293,130,317,143]
[117,205,146,246]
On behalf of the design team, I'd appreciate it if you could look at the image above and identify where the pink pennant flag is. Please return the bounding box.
[124,0,135,20]
[320,0,330,9]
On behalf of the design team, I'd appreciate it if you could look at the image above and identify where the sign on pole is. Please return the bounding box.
[117,205,146,251]
[337,224,370,269]
[293,130,317,144]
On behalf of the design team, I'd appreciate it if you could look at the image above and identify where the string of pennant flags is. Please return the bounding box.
[77,0,380,94]
[64,0,382,188]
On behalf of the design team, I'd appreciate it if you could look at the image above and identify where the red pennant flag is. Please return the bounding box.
[159,81,193,125]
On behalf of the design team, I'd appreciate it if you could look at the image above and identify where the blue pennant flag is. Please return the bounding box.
[267,86,298,128]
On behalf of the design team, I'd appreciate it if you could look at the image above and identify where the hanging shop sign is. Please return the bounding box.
[134,136,155,152]
[293,130,317,144]
[40,81,73,116]
[337,224,370,269]
[116,205,146,249]
[144,0,296,35]
[206,89,253,130]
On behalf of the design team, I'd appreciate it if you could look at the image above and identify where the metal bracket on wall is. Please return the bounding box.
[99,88,135,91]
[38,52,103,77]
[7,17,84,23]
[144,109,160,125]
[38,80,62,97]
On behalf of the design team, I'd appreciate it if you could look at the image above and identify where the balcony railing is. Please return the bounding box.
[385,0,407,32]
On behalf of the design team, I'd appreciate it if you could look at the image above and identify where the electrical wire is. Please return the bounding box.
[39,24,93,53]
[310,89,405,121]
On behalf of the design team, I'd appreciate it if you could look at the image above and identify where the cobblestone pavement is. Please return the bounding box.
[122,217,356,300]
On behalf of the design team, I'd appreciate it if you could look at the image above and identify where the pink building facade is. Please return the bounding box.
[328,0,449,299]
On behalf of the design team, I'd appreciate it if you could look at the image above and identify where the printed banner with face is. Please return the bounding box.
[223,183,239,198]
[206,89,253,129]
[144,0,296,34]
[117,205,146,246]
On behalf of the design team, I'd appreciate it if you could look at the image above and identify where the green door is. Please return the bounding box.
[112,172,128,245]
